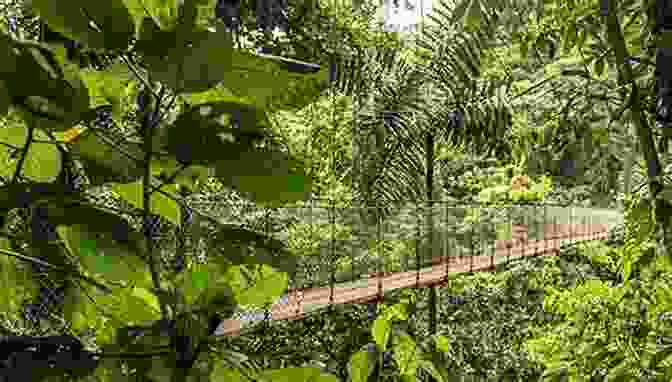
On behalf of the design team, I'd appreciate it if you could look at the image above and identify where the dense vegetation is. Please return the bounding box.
[0,0,671,381]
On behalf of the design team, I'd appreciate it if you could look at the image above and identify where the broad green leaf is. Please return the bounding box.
[372,317,392,351]
[67,128,145,185]
[210,362,245,382]
[255,367,338,382]
[379,303,408,322]
[227,264,288,308]
[212,50,329,111]
[211,224,297,275]
[136,0,180,30]
[57,225,152,288]
[131,286,161,314]
[111,181,182,227]
[141,24,234,93]
[392,334,418,378]
[180,263,211,305]
[29,0,134,51]
[214,148,313,204]
[150,158,212,191]
[163,101,270,165]
[97,285,162,326]
[0,125,62,182]
[348,350,373,382]
[434,335,450,353]
[79,64,134,114]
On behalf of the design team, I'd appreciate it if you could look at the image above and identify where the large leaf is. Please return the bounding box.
[211,50,329,111]
[138,21,234,93]
[111,180,182,227]
[4,42,90,131]
[163,101,269,165]
[66,127,145,185]
[225,264,288,309]
[78,63,134,115]
[348,347,377,382]
[43,200,146,255]
[214,148,313,204]
[211,224,297,275]
[0,125,62,182]
[57,224,152,288]
[29,0,135,51]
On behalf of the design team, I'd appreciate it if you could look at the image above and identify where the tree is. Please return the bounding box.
[0,0,344,380]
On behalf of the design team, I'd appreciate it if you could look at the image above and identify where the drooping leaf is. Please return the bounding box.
[205,50,329,111]
[78,63,134,115]
[0,125,62,182]
[214,148,313,204]
[139,23,234,93]
[66,128,145,185]
[226,264,287,309]
[57,224,152,288]
[4,42,89,131]
[29,0,135,51]
[111,180,182,227]
[211,224,297,275]
[372,317,392,351]
[210,362,245,382]
[162,101,271,165]
[348,349,376,382]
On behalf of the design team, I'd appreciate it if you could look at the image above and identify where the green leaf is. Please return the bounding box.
[211,50,329,111]
[57,225,152,288]
[98,285,162,326]
[372,317,392,351]
[4,42,89,131]
[163,101,270,165]
[111,181,182,227]
[141,24,234,93]
[0,125,62,182]
[180,263,212,305]
[211,224,297,275]
[348,351,373,382]
[67,128,145,184]
[434,335,450,354]
[78,63,134,114]
[392,334,418,378]
[29,0,135,51]
[464,0,481,31]
[214,148,313,204]
[227,264,288,308]
[210,362,246,382]
[255,367,338,382]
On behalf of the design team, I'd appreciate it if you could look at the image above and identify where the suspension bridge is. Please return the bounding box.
[210,202,624,338]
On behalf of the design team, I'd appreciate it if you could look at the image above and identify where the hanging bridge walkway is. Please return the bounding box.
[211,203,623,338]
